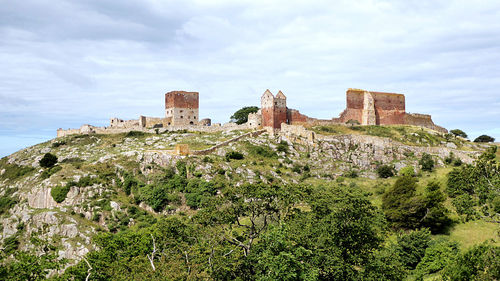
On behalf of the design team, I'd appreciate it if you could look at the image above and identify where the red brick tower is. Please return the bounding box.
[261,90,288,129]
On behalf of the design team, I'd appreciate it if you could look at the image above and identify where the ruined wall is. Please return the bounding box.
[199,118,211,126]
[405,113,448,133]
[280,123,315,144]
[247,111,262,128]
[371,91,405,125]
[339,89,406,125]
[139,116,172,128]
[110,118,140,128]
[165,91,199,126]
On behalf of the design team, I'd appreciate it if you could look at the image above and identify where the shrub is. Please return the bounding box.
[377,164,394,178]
[276,141,289,153]
[394,228,431,269]
[40,165,62,179]
[473,134,495,143]
[292,164,302,173]
[0,164,35,181]
[343,170,358,178]
[442,244,500,280]
[51,185,70,203]
[247,144,277,158]
[39,153,58,168]
[0,189,18,215]
[126,131,146,137]
[453,158,462,166]
[399,166,415,177]
[225,151,244,161]
[51,140,66,148]
[419,153,434,172]
[415,238,459,276]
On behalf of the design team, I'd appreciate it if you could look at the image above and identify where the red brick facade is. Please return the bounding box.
[165,91,199,109]
[261,90,287,129]
[339,89,406,125]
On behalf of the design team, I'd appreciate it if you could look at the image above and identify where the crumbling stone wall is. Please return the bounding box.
[139,116,172,128]
[405,113,448,133]
[110,118,140,128]
[165,91,199,126]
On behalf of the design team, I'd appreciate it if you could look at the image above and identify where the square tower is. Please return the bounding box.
[165,91,199,126]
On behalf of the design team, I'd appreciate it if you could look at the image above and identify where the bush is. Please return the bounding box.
[394,228,431,269]
[442,244,500,280]
[419,153,434,172]
[126,131,146,137]
[276,141,289,153]
[40,165,62,179]
[247,144,276,158]
[39,153,58,168]
[343,170,358,178]
[225,151,244,161]
[415,238,459,276]
[473,134,495,143]
[0,189,18,216]
[0,164,35,181]
[399,166,415,177]
[51,185,70,203]
[377,165,394,178]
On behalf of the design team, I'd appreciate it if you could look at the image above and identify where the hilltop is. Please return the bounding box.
[0,125,499,280]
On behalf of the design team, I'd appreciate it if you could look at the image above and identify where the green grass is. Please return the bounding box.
[311,124,470,148]
[441,220,499,249]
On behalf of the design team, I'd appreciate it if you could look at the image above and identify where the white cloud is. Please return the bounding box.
[1,0,500,156]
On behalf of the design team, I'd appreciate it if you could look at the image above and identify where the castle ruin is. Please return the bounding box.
[253,88,447,133]
[57,87,447,138]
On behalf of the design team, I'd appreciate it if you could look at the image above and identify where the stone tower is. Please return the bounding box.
[165,91,199,126]
[261,89,287,129]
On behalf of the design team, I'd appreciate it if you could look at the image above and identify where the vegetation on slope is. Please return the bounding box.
[0,127,498,280]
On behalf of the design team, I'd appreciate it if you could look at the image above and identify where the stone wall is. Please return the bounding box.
[139,116,172,128]
[280,123,315,145]
[405,113,448,133]
[110,118,140,128]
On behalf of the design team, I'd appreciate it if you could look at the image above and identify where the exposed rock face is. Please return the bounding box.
[28,187,58,209]
[314,134,479,171]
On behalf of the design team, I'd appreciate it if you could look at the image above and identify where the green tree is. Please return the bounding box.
[473,134,495,143]
[382,176,424,229]
[419,153,435,172]
[450,129,468,138]
[415,238,459,277]
[39,153,58,168]
[394,228,431,269]
[230,106,259,124]
[442,243,500,280]
[421,181,451,233]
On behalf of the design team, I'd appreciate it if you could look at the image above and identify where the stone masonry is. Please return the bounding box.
[165,91,199,126]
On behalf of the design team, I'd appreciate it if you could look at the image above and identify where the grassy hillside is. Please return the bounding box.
[0,126,498,280]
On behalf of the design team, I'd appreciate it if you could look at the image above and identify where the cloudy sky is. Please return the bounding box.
[1,0,499,157]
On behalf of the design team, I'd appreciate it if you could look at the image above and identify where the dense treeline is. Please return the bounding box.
[1,147,499,280]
